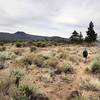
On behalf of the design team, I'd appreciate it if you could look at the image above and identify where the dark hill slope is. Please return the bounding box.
[0,31,67,41]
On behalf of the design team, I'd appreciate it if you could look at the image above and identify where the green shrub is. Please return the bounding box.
[91,60,100,73]
[14,49,23,56]
[30,46,37,52]
[33,41,46,47]
[0,51,13,69]
[63,63,73,73]
[55,62,73,74]
[0,51,16,61]
[10,68,24,79]
[86,58,100,73]
[75,96,87,100]
[14,55,34,68]
[0,78,16,100]
[56,51,68,59]
[37,42,46,47]
[0,46,6,51]
[0,65,4,69]
[44,58,59,68]
[16,42,22,48]
[10,68,25,87]
[33,54,46,67]
[0,42,4,46]
[15,82,48,100]
[42,55,50,60]
[80,77,100,91]
[14,54,43,70]
[15,54,44,68]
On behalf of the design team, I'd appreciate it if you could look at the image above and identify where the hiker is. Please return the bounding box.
[83,48,88,63]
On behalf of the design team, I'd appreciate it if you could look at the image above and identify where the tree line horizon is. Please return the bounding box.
[70,21,97,43]
[0,21,97,44]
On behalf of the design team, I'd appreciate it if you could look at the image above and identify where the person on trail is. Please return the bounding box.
[83,48,88,63]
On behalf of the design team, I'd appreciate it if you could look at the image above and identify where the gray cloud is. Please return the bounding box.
[0,0,100,37]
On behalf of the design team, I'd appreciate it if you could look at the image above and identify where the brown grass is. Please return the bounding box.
[0,43,99,100]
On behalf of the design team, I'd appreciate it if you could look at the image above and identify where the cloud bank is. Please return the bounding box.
[0,0,100,37]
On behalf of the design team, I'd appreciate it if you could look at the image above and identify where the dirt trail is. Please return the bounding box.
[0,47,95,100]
[64,62,88,100]
[37,46,98,100]
[65,51,97,100]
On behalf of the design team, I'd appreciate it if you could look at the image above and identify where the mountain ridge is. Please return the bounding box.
[0,31,67,41]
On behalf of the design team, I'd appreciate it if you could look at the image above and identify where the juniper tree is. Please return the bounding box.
[79,32,83,42]
[70,30,83,43]
[79,32,83,40]
[85,21,97,42]
[70,30,79,42]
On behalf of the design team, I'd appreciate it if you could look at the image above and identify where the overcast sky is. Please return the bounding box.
[0,0,100,37]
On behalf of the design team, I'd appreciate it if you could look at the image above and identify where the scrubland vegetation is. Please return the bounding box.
[0,40,99,100]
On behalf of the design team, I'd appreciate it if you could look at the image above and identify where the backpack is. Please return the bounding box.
[83,50,88,58]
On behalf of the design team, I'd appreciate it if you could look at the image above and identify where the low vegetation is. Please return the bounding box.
[30,46,37,52]
[0,41,99,100]
[86,56,100,73]
[15,81,48,100]
[10,68,25,87]
[16,42,22,48]
[80,77,100,91]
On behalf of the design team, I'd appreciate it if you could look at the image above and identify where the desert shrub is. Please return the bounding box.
[16,42,22,48]
[69,55,78,63]
[74,91,100,100]
[75,95,87,100]
[42,55,50,60]
[57,48,64,53]
[80,77,100,91]
[31,40,66,47]
[55,62,73,74]
[65,47,71,51]
[67,54,81,65]
[13,48,25,56]
[33,54,46,67]
[0,51,16,61]
[24,58,33,66]
[0,46,6,51]
[25,41,33,47]
[18,83,38,99]
[44,58,59,68]
[10,68,25,87]
[15,54,47,68]
[63,63,73,73]
[68,90,87,100]
[0,52,6,69]
[56,51,68,59]
[0,62,5,69]
[0,78,16,100]
[0,42,4,46]
[30,46,37,52]
[86,58,100,73]
[56,48,80,64]
[33,41,46,47]
[14,54,34,68]
[10,68,25,79]
[14,50,22,56]
[0,71,20,100]
[0,52,9,61]
[22,42,28,47]
[91,59,100,73]
[15,82,48,100]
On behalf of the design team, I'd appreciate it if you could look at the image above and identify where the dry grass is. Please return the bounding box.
[86,56,100,73]
[80,77,100,91]
[0,43,99,100]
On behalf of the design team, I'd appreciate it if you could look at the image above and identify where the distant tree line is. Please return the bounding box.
[69,21,97,43]
[0,21,97,46]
